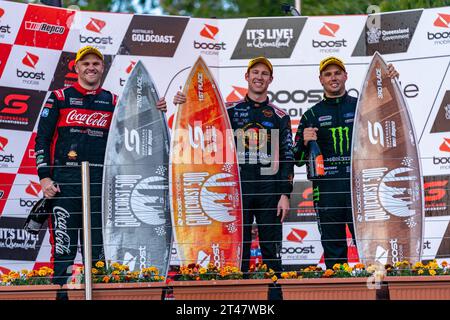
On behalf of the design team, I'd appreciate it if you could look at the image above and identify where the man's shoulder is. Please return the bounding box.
[52,86,71,101]
[226,99,246,110]
[267,102,289,119]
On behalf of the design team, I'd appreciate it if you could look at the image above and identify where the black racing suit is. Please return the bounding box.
[35,82,117,285]
[293,92,356,270]
[227,95,294,274]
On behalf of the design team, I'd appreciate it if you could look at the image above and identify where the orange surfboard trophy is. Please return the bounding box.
[170,57,243,270]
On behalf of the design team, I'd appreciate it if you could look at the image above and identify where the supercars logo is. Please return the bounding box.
[200,24,219,40]
[286,228,308,243]
[319,22,340,37]
[85,17,106,33]
[440,138,450,152]
[0,136,7,151]
[2,94,30,114]
[22,52,39,69]
[25,180,42,197]
[226,86,247,102]
[434,13,450,28]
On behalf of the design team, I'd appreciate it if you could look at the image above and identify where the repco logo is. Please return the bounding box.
[2,94,30,115]
[80,17,112,45]
[428,13,450,43]
[313,22,347,49]
[329,126,350,155]
[194,24,226,51]
[17,52,45,81]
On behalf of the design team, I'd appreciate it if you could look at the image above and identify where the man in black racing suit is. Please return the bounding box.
[35,46,168,289]
[173,57,294,277]
[293,56,399,270]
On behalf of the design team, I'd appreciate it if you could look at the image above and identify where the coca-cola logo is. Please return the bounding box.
[64,109,111,128]
[53,206,70,255]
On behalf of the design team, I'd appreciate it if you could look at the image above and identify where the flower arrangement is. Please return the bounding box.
[248,263,277,282]
[280,263,374,279]
[1,266,54,286]
[177,263,243,281]
[386,260,449,277]
[69,261,165,284]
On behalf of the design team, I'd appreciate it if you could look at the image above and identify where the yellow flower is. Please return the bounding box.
[281,272,289,279]
[418,269,424,275]
[199,268,207,274]
[38,269,47,277]
[95,261,105,268]
[92,268,98,275]
[323,270,334,277]
[332,264,341,271]
[429,270,436,276]
[271,275,278,282]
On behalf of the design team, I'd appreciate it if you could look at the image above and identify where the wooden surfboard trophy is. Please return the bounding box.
[351,52,424,268]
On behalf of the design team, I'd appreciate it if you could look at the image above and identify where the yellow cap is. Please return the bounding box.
[75,46,104,63]
[319,56,346,73]
[247,56,273,75]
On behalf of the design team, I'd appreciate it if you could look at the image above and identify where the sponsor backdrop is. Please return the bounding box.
[0,2,450,273]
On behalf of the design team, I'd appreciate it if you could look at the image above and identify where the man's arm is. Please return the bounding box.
[35,92,60,198]
[277,115,294,222]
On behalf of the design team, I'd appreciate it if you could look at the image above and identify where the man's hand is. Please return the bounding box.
[156,97,167,112]
[387,63,399,79]
[40,177,60,199]
[277,194,290,223]
[303,127,318,146]
[173,91,186,105]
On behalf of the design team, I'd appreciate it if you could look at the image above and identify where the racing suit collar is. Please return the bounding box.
[245,95,269,108]
[323,91,348,105]
[73,82,103,96]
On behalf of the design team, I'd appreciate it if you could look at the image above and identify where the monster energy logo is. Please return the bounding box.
[329,126,350,155]
[313,186,320,202]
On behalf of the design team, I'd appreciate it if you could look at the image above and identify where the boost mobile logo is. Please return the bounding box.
[86,17,106,33]
[22,52,39,69]
[434,13,450,28]
[319,22,340,37]
[428,13,450,43]
[329,126,350,155]
[194,24,226,51]
[81,17,112,45]
[200,24,219,40]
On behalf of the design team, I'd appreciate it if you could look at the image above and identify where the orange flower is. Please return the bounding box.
[323,269,334,278]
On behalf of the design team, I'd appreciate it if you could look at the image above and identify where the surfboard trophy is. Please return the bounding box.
[102,61,172,279]
[170,56,243,270]
[351,52,424,268]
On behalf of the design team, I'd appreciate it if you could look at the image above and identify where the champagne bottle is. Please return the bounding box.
[23,198,50,235]
[307,140,325,178]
